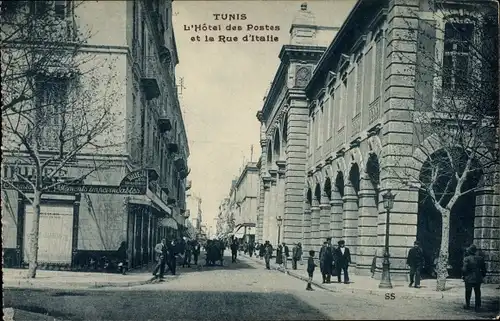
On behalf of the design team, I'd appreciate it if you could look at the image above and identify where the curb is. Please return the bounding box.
[3,276,157,290]
[242,255,454,300]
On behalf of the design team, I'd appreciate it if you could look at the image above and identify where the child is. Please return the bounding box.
[306,250,316,291]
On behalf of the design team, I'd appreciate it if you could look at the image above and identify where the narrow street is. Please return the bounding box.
[3,256,497,320]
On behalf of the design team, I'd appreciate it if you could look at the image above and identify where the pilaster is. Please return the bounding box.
[343,182,359,267]
[310,199,321,252]
[319,192,331,240]
[329,198,343,242]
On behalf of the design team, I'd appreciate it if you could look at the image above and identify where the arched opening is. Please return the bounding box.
[314,183,321,203]
[266,141,273,166]
[366,153,380,203]
[306,188,312,205]
[416,148,482,278]
[273,129,281,160]
[282,115,288,145]
[335,172,345,198]
[324,178,332,201]
[349,163,360,205]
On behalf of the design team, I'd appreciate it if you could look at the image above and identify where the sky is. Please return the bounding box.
[172,0,356,228]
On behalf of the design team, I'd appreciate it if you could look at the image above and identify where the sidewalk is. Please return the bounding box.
[243,254,500,300]
[2,268,158,290]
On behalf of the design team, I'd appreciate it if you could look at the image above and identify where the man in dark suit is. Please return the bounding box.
[462,244,487,311]
[335,240,351,284]
[321,237,334,283]
[406,240,424,288]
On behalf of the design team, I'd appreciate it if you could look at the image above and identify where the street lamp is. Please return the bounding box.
[379,189,395,289]
[276,216,283,245]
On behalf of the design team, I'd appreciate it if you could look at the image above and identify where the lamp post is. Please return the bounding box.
[379,189,395,289]
[276,216,283,246]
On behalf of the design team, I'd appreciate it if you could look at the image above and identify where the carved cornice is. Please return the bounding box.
[307,170,314,177]
[315,162,324,171]
[325,156,334,165]
[336,148,346,158]
[256,110,264,122]
[351,35,367,56]
[367,123,382,137]
[268,169,278,178]
[276,160,286,169]
[349,137,361,149]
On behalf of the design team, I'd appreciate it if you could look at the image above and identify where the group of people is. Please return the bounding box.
[406,240,487,311]
[205,239,226,266]
[152,238,201,279]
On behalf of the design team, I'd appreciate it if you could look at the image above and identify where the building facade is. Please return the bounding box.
[257,0,499,282]
[1,0,190,271]
[230,162,259,243]
[255,3,341,248]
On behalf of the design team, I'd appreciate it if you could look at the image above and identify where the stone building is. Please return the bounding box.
[257,0,499,281]
[229,162,259,243]
[304,0,499,280]
[1,0,190,271]
[255,3,341,248]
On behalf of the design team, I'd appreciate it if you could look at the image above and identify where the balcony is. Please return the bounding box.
[167,197,177,206]
[369,97,381,124]
[158,117,172,133]
[141,77,160,101]
[160,183,170,194]
[167,143,179,154]
[352,113,361,136]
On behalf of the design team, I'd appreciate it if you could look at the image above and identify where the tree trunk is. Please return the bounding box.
[27,190,42,278]
[436,207,451,291]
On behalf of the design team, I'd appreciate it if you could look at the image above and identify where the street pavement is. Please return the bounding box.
[3,254,499,320]
[244,253,500,300]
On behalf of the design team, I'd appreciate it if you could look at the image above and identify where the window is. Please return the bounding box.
[327,94,333,138]
[373,35,383,101]
[364,47,373,106]
[132,0,138,41]
[442,22,474,94]
[339,75,348,130]
[35,77,70,149]
[30,0,71,19]
[165,7,169,30]
[355,57,363,115]
[316,104,322,148]
[1,0,23,17]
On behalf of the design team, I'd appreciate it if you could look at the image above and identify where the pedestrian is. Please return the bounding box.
[406,240,424,288]
[259,243,265,260]
[334,240,351,284]
[323,238,334,283]
[183,240,193,268]
[282,242,289,271]
[231,239,238,263]
[276,243,283,267]
[248,241,255,257]
[306,250,316,291]
[193,241,201,266]
[166,239,177,275]
[152,238,167,279]
[462,244,487,311]
[264,241,273,270]
[319,241,327,283]
[292,243,302,270]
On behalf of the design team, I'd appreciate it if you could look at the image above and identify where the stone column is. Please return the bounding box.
[343,182,359,268]
[319,192,331,240]
[256,111,267,243]
[256,175,265,243]
[330,192,343,242]
[303,201,312,251]
[262,177,272,244]
[310,198,321,252]
[356,176,379,275]
[284,99,310,246]
[474,187,499,282]
[268,170,278,247]
[276,161,286,244]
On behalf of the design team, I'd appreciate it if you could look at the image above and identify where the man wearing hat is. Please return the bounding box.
[322,237,335,283]
[406,240,424,288]
[334,240,351,284]
[462,244,487,311]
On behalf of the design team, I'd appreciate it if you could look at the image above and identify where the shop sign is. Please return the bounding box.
[3,181,146,195]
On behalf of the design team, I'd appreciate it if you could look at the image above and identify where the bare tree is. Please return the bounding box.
[389,1,499,291]
[1,1,127,278]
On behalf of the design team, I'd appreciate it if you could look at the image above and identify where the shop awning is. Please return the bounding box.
[160,217,178,230]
